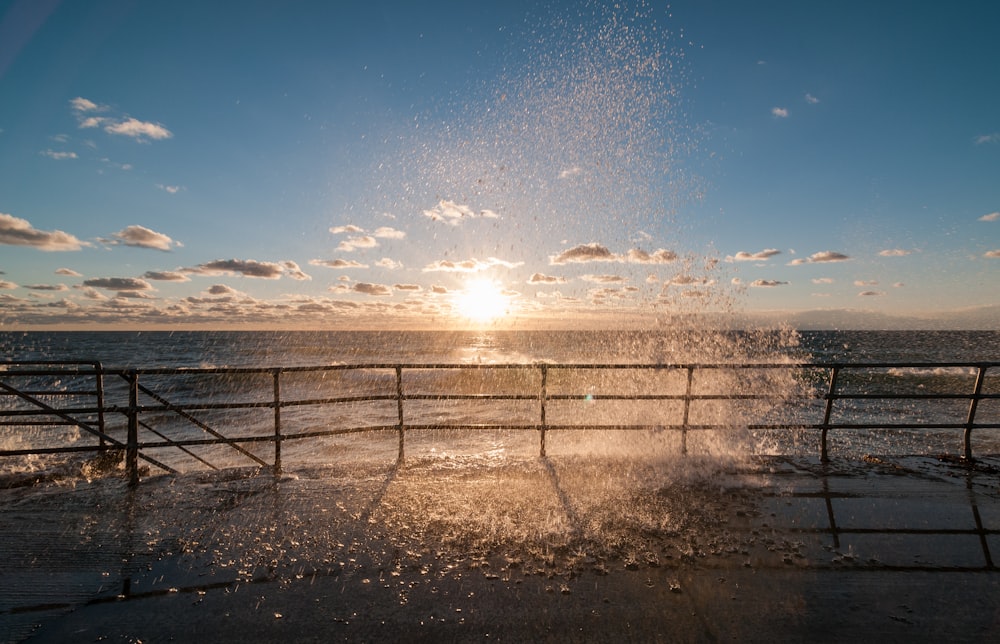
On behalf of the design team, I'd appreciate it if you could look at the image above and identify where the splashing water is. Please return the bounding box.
[361,1,703,300]
[336,0,805,567]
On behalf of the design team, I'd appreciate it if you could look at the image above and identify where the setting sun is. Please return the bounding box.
[453,278,510,323]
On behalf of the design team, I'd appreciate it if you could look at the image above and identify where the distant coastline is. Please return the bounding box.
[4,304,999,334]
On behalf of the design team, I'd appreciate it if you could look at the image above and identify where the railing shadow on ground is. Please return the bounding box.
[751,455,999,571]
[2,453,998,630]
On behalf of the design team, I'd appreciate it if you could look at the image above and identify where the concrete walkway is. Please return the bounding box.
[4,455,1000,642]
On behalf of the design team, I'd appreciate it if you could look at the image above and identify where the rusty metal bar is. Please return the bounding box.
[137,418,216,470]
[681,366,693,456]
[539,364,548,457]
[820,366,839,463]
[396,365,405,463]
[273,368,282,476]
[130,377,268,468]
[96,364,106,449]
[963,365,987,460]
[127,371,139,487]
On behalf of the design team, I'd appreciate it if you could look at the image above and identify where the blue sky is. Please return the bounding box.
[1,0,997,329]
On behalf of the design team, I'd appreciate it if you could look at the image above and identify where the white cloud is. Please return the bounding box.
[330,224,365,234]
[528,273,567,284]
[157,184,182,194]
[750,279,788,287]
[309,258,367,269]
[879,249,912,257]
[337,235,378,252]
[422,257,523,273]
[985,250,1000,259]
[104,117,173,141]
[974,133,1000,145]
[78,116,106,129]
[581,274,627,283]
[789,250,851,265]
[111,225,180,251]
[206,284,240,296]
[551,243,677,265]
[142,271,190,282]
[80,287,108,300]
[102,158,132,171]
[811,277,834,284]
[41,149,77,160]
[329,225,403,247]
[71,97,104,112]
[854,280,878,286]
[185,259,292,279]
[55,267,82,277]
[376,257,402,270]
[550,243,617,264]
[113,290,155,300]
[771,107,789,118]
[281,261,311,281]
[70,98,171,143]
[979,212,1000,222]
[805,93,820,104]
[373,226,406,239]
[727,249,781,262]
[625,248,678,264]
[83,277,154,291]
[350,282,392,296]
[0,212,86,251]
[559,166,583,179]
[663,274,711,286]
[422,199,499,225]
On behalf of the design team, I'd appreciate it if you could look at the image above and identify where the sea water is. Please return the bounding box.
[6,328,999,367]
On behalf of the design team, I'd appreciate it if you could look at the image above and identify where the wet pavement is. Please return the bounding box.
[3,454,1000,642]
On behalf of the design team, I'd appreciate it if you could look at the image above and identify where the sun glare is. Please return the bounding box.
[454,278,509,323]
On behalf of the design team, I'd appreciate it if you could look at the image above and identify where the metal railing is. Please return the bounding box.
[2,360,998,485]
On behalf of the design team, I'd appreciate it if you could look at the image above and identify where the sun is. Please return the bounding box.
[453,278,510,323]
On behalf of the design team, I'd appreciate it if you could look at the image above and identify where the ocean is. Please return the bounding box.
[5,328,1000,366]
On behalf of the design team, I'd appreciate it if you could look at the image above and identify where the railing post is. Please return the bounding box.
[539,364,548,458]
[127,370,139,487]
[96,362,106,449]
[820,366,840,463]
[681,366,693,456]
[964,365,987,461]
[396,366,405,463]
[273,369,282,476]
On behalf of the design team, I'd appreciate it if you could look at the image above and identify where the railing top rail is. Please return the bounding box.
[1,360,102,368]
[0,361,104,377]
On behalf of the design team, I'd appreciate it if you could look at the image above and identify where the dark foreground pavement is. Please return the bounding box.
[4,455,1000,642]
